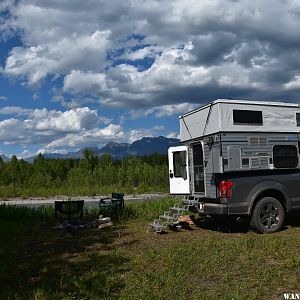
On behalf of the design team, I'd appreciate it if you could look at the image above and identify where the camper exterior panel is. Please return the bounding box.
[219,102,300,133]
[179,104,220,141]
[179,106,210,142]
[221,132,299,172]
[202,137,218,199]
[180,100,300,142]
[183,131,300,199]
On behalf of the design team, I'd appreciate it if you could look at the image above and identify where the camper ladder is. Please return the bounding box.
[148,197,199,233]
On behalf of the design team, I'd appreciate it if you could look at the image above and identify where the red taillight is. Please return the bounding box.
[218,180,234,199]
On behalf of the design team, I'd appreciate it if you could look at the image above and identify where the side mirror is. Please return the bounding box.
[169,172,174,178]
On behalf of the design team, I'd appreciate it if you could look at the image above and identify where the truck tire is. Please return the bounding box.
[250,197,284,233]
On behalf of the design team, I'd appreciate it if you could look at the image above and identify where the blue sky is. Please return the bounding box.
[1,0,300,158]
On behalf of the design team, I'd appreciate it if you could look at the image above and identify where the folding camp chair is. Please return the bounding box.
[54,200,84,239]
[99,192,124,217]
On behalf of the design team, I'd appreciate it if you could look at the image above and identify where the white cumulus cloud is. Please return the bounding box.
[0,105,166,154]
[0,106,111,147]
[4,31,110,85]
[3,0,300,108]
[130,102,198,118]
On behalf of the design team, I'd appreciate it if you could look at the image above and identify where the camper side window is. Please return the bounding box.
[273,145,298,168]
[233,110,263,125]
[173,151,186,177]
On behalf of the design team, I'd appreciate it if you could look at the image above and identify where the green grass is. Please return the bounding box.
[0,199,300,299]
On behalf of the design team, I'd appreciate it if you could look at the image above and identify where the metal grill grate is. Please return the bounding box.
[250,158,260,168]
[259,157,269,168]
[250,157,269,169]
[249,136,268,146]
[249,137,259,146]
[259,137,268,146]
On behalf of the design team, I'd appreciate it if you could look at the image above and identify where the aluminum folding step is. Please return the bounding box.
[148,197,197,233]
[182,199,199,207]
[170,207,189,214]
[159,214,177,223]
[148,220,167,233]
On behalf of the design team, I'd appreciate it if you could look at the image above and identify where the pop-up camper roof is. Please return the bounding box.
[180,99,300,142]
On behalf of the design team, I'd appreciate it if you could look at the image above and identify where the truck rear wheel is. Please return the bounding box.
[250,197,284,233]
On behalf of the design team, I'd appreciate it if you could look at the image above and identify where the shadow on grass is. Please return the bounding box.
[190,215,251,233]
[190,210,300,234]
[0,205,134,299]
[285,210,300,227]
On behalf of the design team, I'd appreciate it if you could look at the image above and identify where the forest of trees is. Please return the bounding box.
[0,150,169,197]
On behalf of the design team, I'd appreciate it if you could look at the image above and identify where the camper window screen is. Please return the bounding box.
[273,145,298,168]
[233,110,263,125]
[173,151,186,178]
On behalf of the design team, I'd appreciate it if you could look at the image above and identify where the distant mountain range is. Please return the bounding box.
[25,136,180,162]
[0,154,9,162]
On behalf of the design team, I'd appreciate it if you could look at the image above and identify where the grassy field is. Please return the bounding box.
[0,198,300,299]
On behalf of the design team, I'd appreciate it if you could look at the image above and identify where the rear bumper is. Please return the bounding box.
[189,196,250,215]
[199,203,228,215]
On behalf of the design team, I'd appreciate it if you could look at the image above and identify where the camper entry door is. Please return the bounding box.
[168,146,190,194]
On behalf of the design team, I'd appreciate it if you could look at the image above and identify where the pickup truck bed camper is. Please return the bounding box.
[168,99,300,233]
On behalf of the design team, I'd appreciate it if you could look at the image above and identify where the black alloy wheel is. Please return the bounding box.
[250,197,285,233]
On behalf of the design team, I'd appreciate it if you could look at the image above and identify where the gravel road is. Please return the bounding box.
[0,193,170,209]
